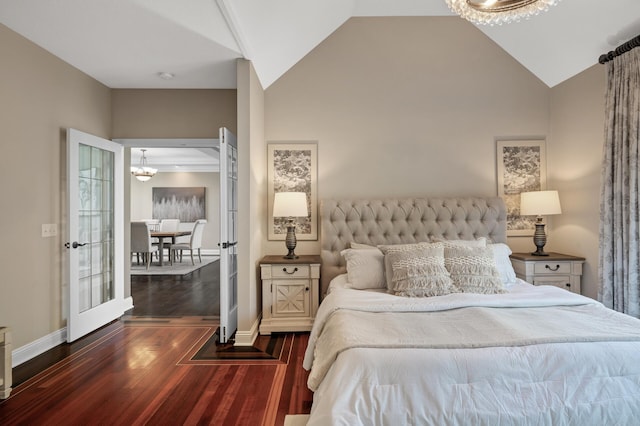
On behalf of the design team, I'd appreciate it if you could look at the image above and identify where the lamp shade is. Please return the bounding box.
[273,192,308,218]
[520,190,562,216]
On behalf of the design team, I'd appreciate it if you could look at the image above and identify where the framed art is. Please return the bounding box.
[267,142,318,241]
[152,187,206,222]
[496,139,546,236]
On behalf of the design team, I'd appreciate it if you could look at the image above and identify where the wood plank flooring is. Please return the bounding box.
[2,261,313,425]
[129,258,220,317]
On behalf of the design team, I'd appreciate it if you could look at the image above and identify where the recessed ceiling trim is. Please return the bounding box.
[114,138,218,148]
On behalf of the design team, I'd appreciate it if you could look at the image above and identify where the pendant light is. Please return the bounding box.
[131,149,157,182]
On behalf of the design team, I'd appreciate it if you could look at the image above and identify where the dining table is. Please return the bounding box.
[150,230,191,266]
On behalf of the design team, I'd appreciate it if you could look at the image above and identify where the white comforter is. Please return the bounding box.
[303,281,640,425]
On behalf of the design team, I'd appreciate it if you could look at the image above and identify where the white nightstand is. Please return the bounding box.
[509,252,585,294]
[259,255,321,334]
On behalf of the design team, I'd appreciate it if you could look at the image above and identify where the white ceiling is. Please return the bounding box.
[131,147,219,173]
[2,0,640,90]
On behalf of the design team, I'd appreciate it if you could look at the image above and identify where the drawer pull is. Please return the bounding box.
[282,267,299,275]
[545,264,560,272]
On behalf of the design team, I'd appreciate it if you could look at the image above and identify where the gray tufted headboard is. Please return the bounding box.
[320,197,507,296]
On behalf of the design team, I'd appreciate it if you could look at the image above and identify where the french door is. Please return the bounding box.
[66,129,124,342]
[219,127,238,343]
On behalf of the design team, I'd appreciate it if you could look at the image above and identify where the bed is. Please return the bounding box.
[303,197,640,425]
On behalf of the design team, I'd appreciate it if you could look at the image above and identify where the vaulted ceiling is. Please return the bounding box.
[2,0,639,90]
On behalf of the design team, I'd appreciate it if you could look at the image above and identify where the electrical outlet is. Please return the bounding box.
[42,224,58,237]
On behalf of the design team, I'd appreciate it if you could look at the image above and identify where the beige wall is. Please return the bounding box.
[130,172,221,251]
[548,64,605,299]
[111,89,237,138]
[265,17,551,258]
[0,23,112,348]
[236,59,267,344]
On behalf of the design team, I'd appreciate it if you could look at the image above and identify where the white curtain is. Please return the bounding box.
[599,48,640,317]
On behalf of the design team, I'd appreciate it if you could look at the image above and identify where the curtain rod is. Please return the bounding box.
[599,34,640,64]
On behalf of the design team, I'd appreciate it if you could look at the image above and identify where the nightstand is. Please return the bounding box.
[509,252,585,294]
[259,255,321,334]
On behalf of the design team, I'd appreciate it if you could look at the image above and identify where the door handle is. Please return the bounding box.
[220,241,238,249]
[65,241,88,249]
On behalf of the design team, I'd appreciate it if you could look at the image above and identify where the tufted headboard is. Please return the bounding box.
[320,197,507,297]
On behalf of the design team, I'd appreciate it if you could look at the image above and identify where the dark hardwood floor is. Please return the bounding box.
[129,257,220,317]
[2,259,313,425]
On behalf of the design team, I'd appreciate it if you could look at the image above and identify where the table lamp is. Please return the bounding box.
[520,190,562,256]
[273,192,309,259]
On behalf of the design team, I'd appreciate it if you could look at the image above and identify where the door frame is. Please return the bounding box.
[115,138,220,308]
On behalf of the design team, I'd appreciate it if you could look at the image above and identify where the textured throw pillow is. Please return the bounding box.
[489,243,517,286]
[379,243,432,290]
[381,242,456,297]
[340,248,386,290]
[444,246,505,294]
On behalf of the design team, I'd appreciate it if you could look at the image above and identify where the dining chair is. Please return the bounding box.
[171,219,207,265]
[131,221,158,270]
[157,219,180,263]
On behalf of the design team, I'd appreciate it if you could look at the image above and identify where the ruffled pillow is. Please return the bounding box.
[380,242,456,297]
[444,245,505,294]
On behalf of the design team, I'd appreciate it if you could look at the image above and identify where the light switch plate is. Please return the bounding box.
[42,224,58,237]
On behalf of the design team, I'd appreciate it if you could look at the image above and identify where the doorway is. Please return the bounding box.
[118,139,221,318]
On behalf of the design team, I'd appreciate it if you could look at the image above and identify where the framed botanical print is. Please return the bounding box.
[496,139,547,236]
[267,142,318,241]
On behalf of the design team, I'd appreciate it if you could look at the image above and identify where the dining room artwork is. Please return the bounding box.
[152,187,206,222]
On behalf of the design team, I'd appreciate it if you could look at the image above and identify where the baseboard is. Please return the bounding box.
[122,296,134,312]
[234,314,261,346]
[13,299,134,368]
[12,328,66,367]
[201,249,220,256]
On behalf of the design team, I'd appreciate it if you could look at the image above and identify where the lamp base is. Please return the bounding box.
[283,219,298,260]
[531,219,548,256]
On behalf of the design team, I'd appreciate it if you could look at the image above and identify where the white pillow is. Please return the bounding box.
[340,248,386,290]
[489,243,517,286]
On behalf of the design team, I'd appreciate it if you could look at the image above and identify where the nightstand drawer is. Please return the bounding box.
[533,262,571,275]
[270,264,310,278]
[533,275,572,290]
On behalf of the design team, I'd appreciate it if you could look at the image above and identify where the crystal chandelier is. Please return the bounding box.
[445,0,561,26]
[131,149,157,182]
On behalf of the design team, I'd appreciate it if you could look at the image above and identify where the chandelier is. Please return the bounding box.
[131,149,157,182]
[445,0,561,26]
